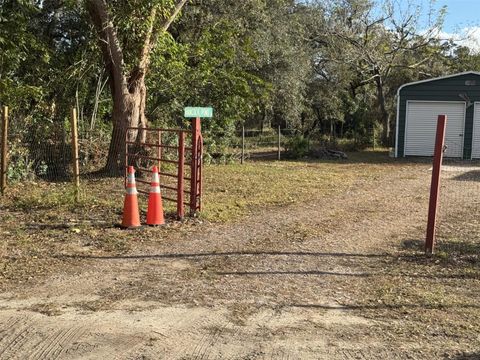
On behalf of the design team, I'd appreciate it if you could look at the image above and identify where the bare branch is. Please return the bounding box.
[391,57,432,70]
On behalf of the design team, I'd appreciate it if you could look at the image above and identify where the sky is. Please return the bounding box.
[408,0,480,51]
[437,0,479,32]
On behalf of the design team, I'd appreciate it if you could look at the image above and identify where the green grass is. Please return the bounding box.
[0,151,395,282]
[1,150,395,223]
[201,156,389,222]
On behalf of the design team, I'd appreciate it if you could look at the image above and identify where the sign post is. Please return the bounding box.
[184,107,213,215]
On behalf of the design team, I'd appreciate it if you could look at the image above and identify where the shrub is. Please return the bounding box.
[285,135,310,158]
[7,141,47,182]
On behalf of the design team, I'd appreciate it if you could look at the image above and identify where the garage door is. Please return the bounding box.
[405,101,465,157]
[472,103,480,159]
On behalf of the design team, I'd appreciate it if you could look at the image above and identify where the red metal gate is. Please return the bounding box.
[125,118,203,219]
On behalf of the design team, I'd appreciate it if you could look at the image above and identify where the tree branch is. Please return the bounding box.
[391,57,432,70]
[129,0,189,90]
[160,0,189,33]
[138,6,158,75]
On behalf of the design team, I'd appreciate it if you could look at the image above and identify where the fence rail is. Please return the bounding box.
[202,127,298,163]
[125,120,203,219]
[0,107,204,219]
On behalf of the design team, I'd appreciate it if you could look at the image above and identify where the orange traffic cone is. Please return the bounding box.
[121,166,141,229]
[146,166,165,226]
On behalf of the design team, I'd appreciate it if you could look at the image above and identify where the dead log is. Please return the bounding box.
[310,148,348,160]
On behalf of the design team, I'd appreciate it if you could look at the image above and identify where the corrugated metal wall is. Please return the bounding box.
[405,101,465,158]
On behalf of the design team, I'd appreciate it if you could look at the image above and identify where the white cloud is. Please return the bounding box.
[438,26,480,53]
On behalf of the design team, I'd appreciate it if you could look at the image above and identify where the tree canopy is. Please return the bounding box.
[1,0,479,172]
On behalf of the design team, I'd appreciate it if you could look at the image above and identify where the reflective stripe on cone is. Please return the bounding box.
[146,165,165,226]
[121,166,141,229]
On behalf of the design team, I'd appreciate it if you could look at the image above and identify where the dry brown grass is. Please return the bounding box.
[1,151,479,358]
[0,151,391,287]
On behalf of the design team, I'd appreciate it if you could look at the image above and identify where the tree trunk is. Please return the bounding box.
[86,0,188,175]
[374,73,391,146]
[104,80,147,174]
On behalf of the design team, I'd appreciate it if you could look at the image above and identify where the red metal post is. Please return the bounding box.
[197,135,203,211]
[190,117,201,216]
[425,115,447,255]
[177,131,185,219]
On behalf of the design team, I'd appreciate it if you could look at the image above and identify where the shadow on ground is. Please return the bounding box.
[247,150,430,165]
[452,170,480,182]
[63,251,389,260]
[289,302,480,311]
[401,238,480,264]
[61,249,479,280]
[446,353,480,360]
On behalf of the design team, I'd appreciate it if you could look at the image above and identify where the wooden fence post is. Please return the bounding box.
[277,125,281,160]
[1,106,8,195]
[241,125,245,164]
[70,107,80,202]
[425,115,447,255]
[373,125,376,151]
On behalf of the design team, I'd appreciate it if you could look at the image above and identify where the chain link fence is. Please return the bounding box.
[0,106,209,223]
[202,127,299,164]
[0,105,110,185]
[424,116,480,259]
[436,156,480,259]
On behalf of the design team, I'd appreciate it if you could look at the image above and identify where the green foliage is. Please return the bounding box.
[6,142,35,182]
[0,1,48,107]
[0,0,468,165]
[448,46,480,73]
[104,0,180,72]
[285,135,310,158]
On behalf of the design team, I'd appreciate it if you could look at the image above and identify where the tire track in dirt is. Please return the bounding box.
[0,315,24,342]
[167,307,273,360]
[193,326,227,360]
[355,346,429,360]
[0,312,89,360]
[51,325,89,360]
[0,317,34,359]
[115,309,233,360]
[111,338,147,360]
[27,325,87,360]
[62,338,98,358]
[173,314,224,359]
[0,164,453,359]
[266,347,292,360]
[335,348,425,360]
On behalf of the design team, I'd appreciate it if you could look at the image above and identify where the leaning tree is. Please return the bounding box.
[86,0,188,174]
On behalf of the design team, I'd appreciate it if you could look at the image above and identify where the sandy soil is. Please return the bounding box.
[0,161,479,359]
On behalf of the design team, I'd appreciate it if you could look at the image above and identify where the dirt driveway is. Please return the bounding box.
[0,160,479,359]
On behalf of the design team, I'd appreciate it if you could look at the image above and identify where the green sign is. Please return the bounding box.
[184,107,213,118]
